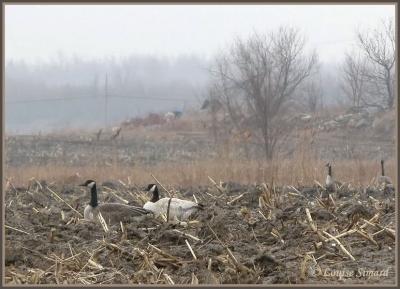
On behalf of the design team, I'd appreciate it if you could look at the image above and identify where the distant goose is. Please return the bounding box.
[80,180,152,223]
[143,184,204,221]
[325,163,341,192]
[377,160,392,186]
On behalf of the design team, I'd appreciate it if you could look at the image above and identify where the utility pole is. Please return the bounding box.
[209,88,218,145]
[104,73,108,128]
[183,100,187,112]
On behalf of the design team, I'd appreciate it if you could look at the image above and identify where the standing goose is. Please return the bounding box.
[80,180,152,224]
[377,159,392,186]
[143,184,204,221]
[325,163,342,192]
[325,163,334,191]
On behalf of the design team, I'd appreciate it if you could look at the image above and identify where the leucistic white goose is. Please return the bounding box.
[377,159,392,186]
[80,180,152,224]
[143,184,204,221]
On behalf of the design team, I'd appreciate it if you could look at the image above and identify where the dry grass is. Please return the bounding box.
[5,156,395,189]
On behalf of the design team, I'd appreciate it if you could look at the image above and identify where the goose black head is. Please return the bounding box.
[146,183,157,192]
[80,180,96,189]
[80,180,98,207]
[146,184,159,202]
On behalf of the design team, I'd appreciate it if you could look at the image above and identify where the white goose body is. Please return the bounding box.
[81,180,152,224]
[144,184,203,221]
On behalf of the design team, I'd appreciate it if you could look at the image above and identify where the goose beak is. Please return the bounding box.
[79,183,86,187]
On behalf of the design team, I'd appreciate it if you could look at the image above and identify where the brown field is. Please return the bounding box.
[4,178,396,284]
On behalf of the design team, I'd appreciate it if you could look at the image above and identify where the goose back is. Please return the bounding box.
[144,197,202,220]
[85,203,152,223]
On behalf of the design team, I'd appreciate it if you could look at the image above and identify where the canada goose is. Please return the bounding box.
[80,180,152,223]
[377,160,392,186]
[325,163,341,192]
[96,128,102,141]
[143,184,204,221]
[325,163,334,190]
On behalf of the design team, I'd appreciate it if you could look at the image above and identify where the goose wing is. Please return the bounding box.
[158,198,202,210]
[99,203,153,217]
[145,198,203,221]
[377,175,392,185]
[178,199,204,211]
[325,175,333,186]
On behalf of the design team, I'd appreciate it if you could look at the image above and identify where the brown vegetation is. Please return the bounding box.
[5,155,395,190]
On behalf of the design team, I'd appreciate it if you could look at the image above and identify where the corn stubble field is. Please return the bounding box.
[4,111,396,284]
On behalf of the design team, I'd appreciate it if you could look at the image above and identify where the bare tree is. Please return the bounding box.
[210,27,317,159]
[357,19,395,109]
[202,85,221,144]
[341,51,367,108]
[298,77,323,114]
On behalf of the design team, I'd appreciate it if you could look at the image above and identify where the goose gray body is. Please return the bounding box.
[325,163,341,192]
[81,180,153,224]
[377,160,392,186]
[84,203,152,223]
[144,184,204,220]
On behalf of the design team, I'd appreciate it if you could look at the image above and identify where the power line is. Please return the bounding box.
[111,94,197,102]
[5,95,95,104]
[5,93,198,104]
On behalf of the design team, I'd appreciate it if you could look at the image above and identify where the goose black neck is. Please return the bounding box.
[381,160,385,176]
[150,186,159,203]
[328,165,332,176]
[90,184,98,208]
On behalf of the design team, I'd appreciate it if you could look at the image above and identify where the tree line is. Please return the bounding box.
[206,19,394,160]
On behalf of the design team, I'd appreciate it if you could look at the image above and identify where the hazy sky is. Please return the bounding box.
[5,4,395,64]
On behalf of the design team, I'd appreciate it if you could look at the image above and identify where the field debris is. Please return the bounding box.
[5,180,395,284]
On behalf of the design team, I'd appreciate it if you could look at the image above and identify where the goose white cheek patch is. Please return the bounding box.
[88,182,95,189]
[150,185,156,193]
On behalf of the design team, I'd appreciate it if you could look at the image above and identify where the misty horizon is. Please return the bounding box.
[5,4,395,134]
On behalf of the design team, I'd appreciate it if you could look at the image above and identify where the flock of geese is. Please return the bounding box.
[325,159,393,190]
[80,160,393,225]
[80,180,204,224]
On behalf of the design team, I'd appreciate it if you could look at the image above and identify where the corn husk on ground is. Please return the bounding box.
[5,177,395,284]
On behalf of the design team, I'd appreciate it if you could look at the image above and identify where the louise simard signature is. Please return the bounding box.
[323,267,390,280]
